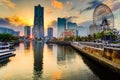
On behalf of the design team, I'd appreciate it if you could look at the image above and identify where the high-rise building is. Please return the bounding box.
[67,22,77,30]
[24,26,31,38]
[33,4,44,40]
[67,22,78,36]
[57,18,66,38]
[47,27,53,40]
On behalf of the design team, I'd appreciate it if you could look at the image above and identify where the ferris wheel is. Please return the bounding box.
[93,4,114,31]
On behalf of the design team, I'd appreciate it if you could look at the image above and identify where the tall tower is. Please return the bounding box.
[33,4,44,40]
[57,18,66,38]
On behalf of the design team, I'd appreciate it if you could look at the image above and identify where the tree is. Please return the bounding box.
[88,34,93,42]
[0,34,19,42]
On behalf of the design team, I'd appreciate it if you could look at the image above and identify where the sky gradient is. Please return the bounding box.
[0,0,120,36]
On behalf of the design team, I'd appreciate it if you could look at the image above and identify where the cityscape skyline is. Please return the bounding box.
[0,0,120,36]
[0,1,120,79]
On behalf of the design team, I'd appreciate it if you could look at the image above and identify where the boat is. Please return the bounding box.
[0,42,16,60]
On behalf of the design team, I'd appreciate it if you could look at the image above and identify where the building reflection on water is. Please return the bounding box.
[47,44,53,51]
[24,41,30,49]
[32,41,44,79]
[56,45,76,65]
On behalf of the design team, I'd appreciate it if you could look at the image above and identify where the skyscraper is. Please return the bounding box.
[67,22,77,30]
[57,18,66,38]
[24,26,31,38]
[67,22,78,36]
[33,4,44,40]
[47,27,53,40]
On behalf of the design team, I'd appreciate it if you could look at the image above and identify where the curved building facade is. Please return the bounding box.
[0,27,20,36]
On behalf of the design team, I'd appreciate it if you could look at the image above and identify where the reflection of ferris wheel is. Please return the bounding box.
[93,4,114,31]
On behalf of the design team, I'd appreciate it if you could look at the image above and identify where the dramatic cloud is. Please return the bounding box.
[66,1,75,11]
[48,20,57,27]
[46,8,53,14]
[0,16,30,27]
[0,18,10,25]
[2,0,16,8]
[66,1,73,5]
[112,2,120,11]
[80,0,120,14]
[51,0,63,9]
[0,2,2,5]
[104,0,120,11]
[65,16,79,22]
[70,6,75,11]
[78,20,92,26]
[79,0,84,2]
[80,0,103,14]
[0,17,26,36]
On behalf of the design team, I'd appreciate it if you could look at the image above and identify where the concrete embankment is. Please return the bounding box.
[70,43,120,76]
[47,41,120,76]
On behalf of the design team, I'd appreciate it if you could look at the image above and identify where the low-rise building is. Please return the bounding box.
[61,29,76,38]
[0,27,20,37]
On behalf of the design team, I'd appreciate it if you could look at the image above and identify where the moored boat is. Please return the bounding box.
[0,42,16,61]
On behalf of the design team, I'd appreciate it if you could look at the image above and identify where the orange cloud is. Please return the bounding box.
[2,0,15,8]
[66,1,72,5]
[6,16,30,26]
[79,0,84,2]
[103,0,120,11]
[0,2,2,5]
[51,0,63,9]
[103,0,113,9]
[46,8,53,14]
[48,20,57,27]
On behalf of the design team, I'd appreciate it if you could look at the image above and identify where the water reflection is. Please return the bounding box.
[24,41,30,49]
[57,45,76,65]
[82,55,120,80]
[33,41,44,79]
[0,42,119,80]
[0,59,10,68]
[47,44,53,51]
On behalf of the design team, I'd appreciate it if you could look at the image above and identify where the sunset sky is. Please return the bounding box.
[0,0,120,36]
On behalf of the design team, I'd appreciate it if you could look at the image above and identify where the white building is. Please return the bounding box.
[77,26,89,37]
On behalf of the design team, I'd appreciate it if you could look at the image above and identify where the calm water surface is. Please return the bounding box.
[0,41,119,80]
